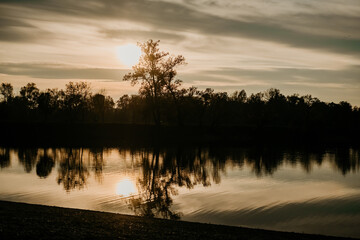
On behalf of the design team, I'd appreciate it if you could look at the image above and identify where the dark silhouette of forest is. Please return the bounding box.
[1,40,359,145]
[1,81,359,129]
[1,146,359,219]
[1,81,359,145]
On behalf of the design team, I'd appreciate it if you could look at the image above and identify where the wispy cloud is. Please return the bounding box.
[0,63,129,80]
[1,0,359,55]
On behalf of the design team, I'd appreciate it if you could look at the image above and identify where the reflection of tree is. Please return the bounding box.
[300,150,324,173]
[244,147,285,176]
[89,148,105,183]
[17,148,38,173]
[3,145,359,208]
[36,149,55,178]
[128,149,181,220]
[0,148,10,168]
[334,148,360,175]
[54,148,105,191]
[126,147,224,220]
[119,146,360,219]
[57,148,89,192]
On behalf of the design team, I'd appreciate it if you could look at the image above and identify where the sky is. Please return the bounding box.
[0,0,360,106]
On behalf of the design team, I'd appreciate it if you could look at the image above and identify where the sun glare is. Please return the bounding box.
[116,178,137,197]
[116,44,141,68]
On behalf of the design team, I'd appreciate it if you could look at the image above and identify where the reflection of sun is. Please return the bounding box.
[116,44,141,68]
[116,178,137,197]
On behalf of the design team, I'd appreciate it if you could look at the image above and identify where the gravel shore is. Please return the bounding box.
[0,201,355,240]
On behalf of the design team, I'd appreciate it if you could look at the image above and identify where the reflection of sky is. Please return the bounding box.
[0,148,359,238]
[0,149,142,214]
[172,161,360,238]
[175,162,359,208]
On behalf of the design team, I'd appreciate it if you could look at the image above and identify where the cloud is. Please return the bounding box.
[0,16,50,42]
[99,29,186,42]
[271,14,360,39]
[185,66,360,86]
[0,16,33,28]
[1,0,360,56]
[0,63,129,80]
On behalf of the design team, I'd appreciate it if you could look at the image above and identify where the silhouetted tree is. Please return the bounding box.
[264,88,287,126]
[20,83,39,109]
[92,94,106,122]
[91,93,115,122]
[117,94,130,110]
[37,88,62,120]
[231,90,247,103]
[123,40,186,125]
[247,92,265,127]
[0,83,14,103]
[63,82,91,120]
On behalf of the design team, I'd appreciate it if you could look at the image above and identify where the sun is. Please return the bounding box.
[116,44,142,68]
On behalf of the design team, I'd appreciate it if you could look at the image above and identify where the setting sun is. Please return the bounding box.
[116,44,141,68]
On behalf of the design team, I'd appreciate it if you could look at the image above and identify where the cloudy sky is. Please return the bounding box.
[1,0,360,105]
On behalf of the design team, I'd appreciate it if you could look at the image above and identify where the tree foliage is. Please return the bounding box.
[123,40,186,125]
[0,83,13,103]
[1,81,359,131]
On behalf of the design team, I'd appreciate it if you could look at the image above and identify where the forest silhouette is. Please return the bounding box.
[1,40,359,145]
[1,79,360,146]
[1,81,359,128]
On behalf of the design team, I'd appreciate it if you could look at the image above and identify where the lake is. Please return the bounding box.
[0,145,359,238]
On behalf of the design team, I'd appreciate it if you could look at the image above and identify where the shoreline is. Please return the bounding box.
[0,201,356,240]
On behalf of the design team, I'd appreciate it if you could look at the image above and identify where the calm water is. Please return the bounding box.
[0,146,359,238]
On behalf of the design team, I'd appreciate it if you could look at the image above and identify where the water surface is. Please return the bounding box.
[0,146,359,238]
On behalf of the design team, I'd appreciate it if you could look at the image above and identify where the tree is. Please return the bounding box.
[123,40,186,125]
[20,82,39,109]
[64,82,92,120]
[117,94,131,110]
[64,82,91,110]
[231,90,247,103]
[37,88,62,120]
[0,83,14,103]
[91,93,114,123]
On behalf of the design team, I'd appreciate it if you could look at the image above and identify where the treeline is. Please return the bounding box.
[0,81,359,129]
